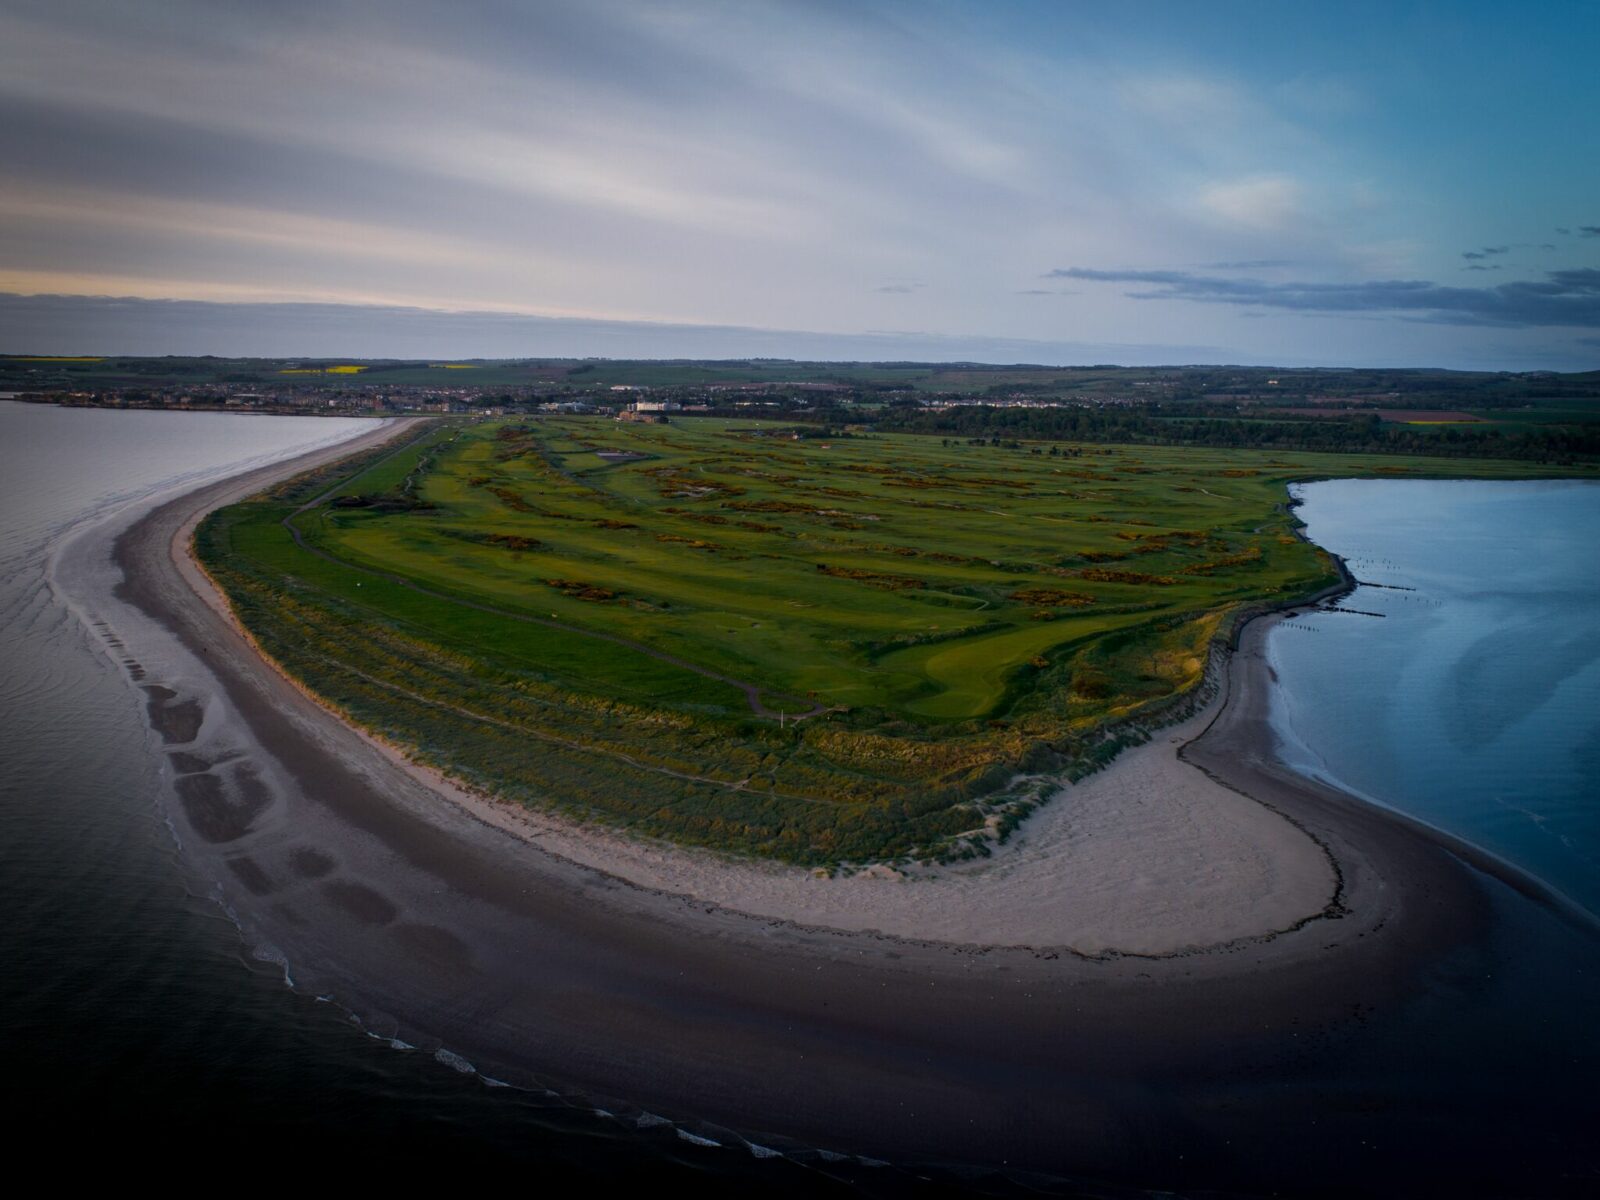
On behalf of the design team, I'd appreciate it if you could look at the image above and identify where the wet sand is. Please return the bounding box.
[105,422,1600,1193]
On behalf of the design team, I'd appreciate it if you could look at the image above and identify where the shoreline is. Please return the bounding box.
[97,423,1593,1187]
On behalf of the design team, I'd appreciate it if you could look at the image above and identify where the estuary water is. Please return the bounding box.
[1268,478,1600,918]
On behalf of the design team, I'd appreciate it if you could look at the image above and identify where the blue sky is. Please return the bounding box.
[0,0,1596,367]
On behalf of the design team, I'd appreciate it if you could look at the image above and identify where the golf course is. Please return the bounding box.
[196,416,1569,864]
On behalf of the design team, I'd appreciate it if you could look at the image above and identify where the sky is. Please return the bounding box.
[1,0,1597,369]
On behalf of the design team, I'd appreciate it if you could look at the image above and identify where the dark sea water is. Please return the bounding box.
[3,403,1597,1193]
[1268,478,1600,918]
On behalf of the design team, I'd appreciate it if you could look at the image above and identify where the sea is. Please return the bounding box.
[1,401,1596,1191]
[1268,477,1600,918]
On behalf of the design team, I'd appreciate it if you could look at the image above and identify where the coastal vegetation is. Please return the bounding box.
[866,401,1600,464]
[197,415,1588,865]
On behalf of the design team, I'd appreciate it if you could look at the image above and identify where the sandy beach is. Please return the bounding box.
[97,419,1598,1191]
[383,697,1341,958]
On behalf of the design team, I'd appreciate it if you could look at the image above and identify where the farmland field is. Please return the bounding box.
[197,416,1575,864]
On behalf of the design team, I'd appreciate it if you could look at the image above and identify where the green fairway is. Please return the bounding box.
[198,415,1584,864]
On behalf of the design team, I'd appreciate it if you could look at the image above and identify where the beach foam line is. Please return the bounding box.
[676,1128,721,1148]
[434,1048,476,1074]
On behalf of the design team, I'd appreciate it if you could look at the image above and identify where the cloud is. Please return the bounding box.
[0,3,1590,370]
[1463,264,1501,271]
[1550,268,1600,288]
[1050,266,1600,328]
[1197,259,1294,270]
[1462,246,1509,260]
[1581,226,1600,237]
[1196,176,1305,230]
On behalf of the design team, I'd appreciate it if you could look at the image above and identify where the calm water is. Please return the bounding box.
[1268,478,1600,917]
[2,403,1596,1190]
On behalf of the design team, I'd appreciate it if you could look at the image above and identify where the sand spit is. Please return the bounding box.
[172,418,1338,955]
[165,422,1337,960]
[134,415,1463,981]
[98,418,1600,1192]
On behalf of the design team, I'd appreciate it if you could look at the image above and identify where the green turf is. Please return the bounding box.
[198,415,1587,864]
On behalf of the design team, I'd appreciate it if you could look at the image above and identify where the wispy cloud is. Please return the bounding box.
[1197,259,1294,270]
[0,2,1594,368]
[1051,266,1600,328]
[1196,176,1306,230]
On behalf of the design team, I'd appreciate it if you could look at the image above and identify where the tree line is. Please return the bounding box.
[849,405,1600,464]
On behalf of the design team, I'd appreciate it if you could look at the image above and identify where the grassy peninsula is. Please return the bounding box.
[196,416,1587,864]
